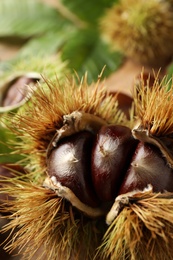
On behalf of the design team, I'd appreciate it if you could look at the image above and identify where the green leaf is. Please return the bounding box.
[0,0,122,83]
[0,0,69,37]
[14,28,76,59]
[60,0,117,24]
[61,28,123,82]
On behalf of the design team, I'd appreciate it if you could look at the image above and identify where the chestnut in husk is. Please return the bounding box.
[119,142,173,195]
[2,72,173,260]
[46,112,173,214]
[100,0,173,67]
[47,131,99,207]
[0,73,41,113]
[91,125,138,202]
[2,75,39,107]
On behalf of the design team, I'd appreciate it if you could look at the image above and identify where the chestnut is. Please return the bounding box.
[47,131,100,207]
[91,125,138,202]
[119,142,173,195]
[2,75,40,107]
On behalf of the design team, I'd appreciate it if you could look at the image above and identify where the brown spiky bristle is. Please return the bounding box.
[133,73,173,136]
[9,74,126,173]
[97,190,173,260]
[0,176,105,260]
[100,0,173,66]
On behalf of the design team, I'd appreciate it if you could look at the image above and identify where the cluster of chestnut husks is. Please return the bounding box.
[47,122,173,211]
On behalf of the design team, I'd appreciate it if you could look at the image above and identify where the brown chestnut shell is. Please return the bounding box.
[119,142,173,195]
[47,131,100,207]
[91,125,138,202]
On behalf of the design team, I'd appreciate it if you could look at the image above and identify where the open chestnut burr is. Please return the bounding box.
[1,73,173,260]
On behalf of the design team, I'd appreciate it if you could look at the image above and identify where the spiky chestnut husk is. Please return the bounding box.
[132,72,173,166]
[0,74,126,259]
[0,54,68,164]
[9,74,125,176]
[0,63,70,211]
[46,72,173,259]
[96,73,173,259]
[1,176,106,260]
[2,72,173,260]
[98,187,173,260]
[100,0,173,67]
[0,54,67,84]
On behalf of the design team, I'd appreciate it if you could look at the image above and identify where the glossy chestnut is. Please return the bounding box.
[119,142,173,195]
[47,131,100,207]
[47,122,173,213]
[91,125,138,201]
